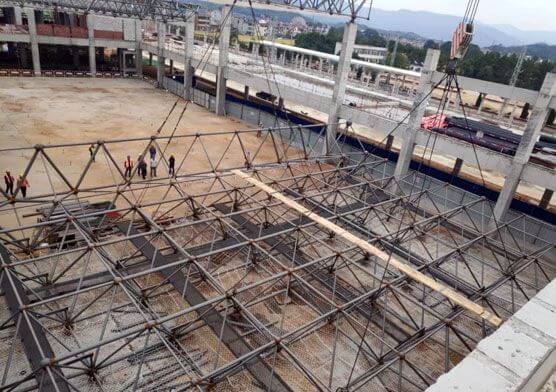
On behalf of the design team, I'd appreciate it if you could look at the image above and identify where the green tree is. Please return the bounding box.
[424,39,439,50]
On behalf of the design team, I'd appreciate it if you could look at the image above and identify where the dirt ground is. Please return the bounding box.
[0,76,552,225]
[0,77,251,148]
[0,77,283,229]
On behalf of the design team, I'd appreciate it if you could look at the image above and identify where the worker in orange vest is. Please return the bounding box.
[124,156,133,178]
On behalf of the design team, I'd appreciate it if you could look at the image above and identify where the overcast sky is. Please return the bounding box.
[374,0,556,31]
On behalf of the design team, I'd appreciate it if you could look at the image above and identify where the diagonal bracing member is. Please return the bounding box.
[231,169,503,327]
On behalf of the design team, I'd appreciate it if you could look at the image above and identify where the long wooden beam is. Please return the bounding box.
[231,169,503,327]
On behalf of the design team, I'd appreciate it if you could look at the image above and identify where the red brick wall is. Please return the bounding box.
[36,24,54,36]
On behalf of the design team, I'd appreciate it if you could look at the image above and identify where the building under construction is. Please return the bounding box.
[0,0,555,391]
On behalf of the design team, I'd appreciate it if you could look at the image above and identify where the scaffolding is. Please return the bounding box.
[0,124,555,391]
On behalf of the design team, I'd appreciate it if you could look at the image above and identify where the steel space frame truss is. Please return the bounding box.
[0,124,554,391]
[2,0,197,21]
[246,0,372,21]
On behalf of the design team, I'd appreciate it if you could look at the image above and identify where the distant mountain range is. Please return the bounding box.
[187,1,556,51]
[347,8,556,47]
[487,43,556,61]
[268,6,556,48]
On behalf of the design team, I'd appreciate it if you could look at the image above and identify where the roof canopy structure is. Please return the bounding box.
[205,0,372,21]
[1,122,554,391]
[2,0,197,21]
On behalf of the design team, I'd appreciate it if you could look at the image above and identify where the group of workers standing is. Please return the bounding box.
[4,171,29,198]
[123,145,176,180]
[4,137,258,199]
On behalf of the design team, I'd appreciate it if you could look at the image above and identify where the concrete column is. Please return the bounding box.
[251,42,257,55]
[385,135,394,151]
[72,48,80,68]
[318,58,323,72]
[14,6,23,25]
[117,48,124,74]
[86,13,96,76]
[157,21,166,87]
[244,85,249,100]
[183,17,195,100]
[492,73,556,222]
[324,22,357,155]
[539,189,553,210]
[14,7,28,67]
[393,49,440,180]
[454,91,461,109]
[135,19,143,77]
[477,93,486,113]
[215,5,231,116]
[374,72,382,87]
[24,7,41,76]
[498,98,509,120]
[169,59,174,75]
[451,158,464,177]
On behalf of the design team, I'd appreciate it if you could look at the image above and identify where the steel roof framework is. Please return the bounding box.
[1,0,197,21]
[1,0,373,21]
[247,0,372,21]
[0,124,554,391]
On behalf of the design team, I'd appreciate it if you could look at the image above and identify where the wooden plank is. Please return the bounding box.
[231,169,503,327]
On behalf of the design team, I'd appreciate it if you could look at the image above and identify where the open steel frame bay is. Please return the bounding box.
[0,124,555,391]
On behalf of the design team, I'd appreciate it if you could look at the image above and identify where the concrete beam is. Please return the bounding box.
[215,5,231,116]
[431,71,539,106]
[393,49,440,181]
[493,73,556,222]
[24,7,41,76]
[427,278,556,392]
[325,21,357,155]
[86,13,96,76]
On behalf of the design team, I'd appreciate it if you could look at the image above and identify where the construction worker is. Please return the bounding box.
[4,171,14,196]
[257,122,263,138]
[168,154,176,177]
[17,175,29,198]
[136,155,143,175]
[138,158,147,180]
[244,151,252,170]
[89,144,95,161]
[149,145,157,160]
[150,156,157,178]
[124,155,133,178]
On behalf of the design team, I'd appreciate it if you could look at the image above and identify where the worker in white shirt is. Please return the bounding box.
[150,156,158,177]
